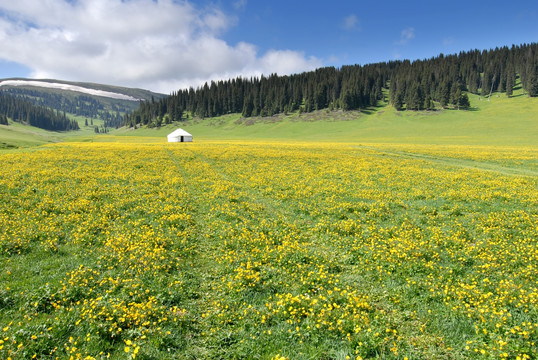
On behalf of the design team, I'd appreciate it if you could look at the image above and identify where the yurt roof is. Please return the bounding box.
[167,128,192,137]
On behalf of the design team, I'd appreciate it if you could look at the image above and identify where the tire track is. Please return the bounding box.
[355,145,538,177]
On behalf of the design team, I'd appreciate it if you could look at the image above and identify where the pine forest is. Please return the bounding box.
[124,43,538,128]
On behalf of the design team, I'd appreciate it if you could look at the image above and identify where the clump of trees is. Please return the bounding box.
[0,93,79,131]
[0,114,8,125]
[125,42,538,127]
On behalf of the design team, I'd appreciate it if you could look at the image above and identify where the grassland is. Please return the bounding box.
[0,116,110,149]
[113,90,538,146]
[2,84,537,148]
[1,139,537,359]
[1,87,537,359]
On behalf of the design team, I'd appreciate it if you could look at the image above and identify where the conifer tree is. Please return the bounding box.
[505,63,515,97]
[450,83,462,109]
[525,54,538,97]
[439,81,450,108]
[459,93,470,109]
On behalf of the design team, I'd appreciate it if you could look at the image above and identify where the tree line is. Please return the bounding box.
[4,88,126,128]
[389,43,538,110]
[0,92,80,131]
[125,43,538,127]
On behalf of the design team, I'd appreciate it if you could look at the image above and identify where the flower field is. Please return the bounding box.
[0,141,537,359]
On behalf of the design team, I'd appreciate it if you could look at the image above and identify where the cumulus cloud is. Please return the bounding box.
[397,27,415,45]
[0,0,321,93]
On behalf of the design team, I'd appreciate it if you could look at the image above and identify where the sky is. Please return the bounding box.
[0,0,537,94]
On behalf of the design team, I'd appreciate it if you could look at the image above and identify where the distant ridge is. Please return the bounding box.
[0,78,166,101]
[0,78,167,128]
[0,80,142,101]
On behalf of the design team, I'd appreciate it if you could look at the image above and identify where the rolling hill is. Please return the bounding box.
[0,78,166,104]
[0,78,166,147]
[0,78,166,127]
[2,82,537,148]
[1,42,538,148]
[114,87,538,147]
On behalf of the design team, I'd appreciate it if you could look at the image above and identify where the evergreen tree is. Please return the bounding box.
[0,93,79,131]
[450,83,462,109]
[459,93,470,109]
[423,93,433,110]
[525,53,538,97]
[393,91,404,111]
[242,94,254,117]
[341,90,355,111]
[439,81,450,108]
[122,42,538,124]
[505,63,515,97]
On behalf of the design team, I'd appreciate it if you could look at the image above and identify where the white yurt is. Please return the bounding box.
[167,128,193,142]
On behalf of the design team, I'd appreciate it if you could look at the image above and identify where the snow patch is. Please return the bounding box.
[0,80,141,101]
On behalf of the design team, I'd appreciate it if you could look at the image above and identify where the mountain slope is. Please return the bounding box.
[0,78,166,102]
[0,78,166,127]
[114,88,538,147]
[0,78,167,148]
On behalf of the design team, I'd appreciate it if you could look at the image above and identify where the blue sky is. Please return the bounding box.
[1,0,537,93]
[219,0,538,64]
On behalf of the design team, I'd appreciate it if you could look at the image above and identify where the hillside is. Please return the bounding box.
[124,43,538,129]
[114,87,538,146]
[1,43,538,149]
[0,78,166,128]
[0,78,167,148]
[0,78,166,102]
[2,78,537,149]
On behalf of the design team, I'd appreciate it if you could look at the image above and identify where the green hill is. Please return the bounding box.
[0,78,166,131]
[1,77,537,149]
[0,78,167,148]
[2,86,537,149]
[0,121,61,149]
[113,89,538,147]
[0,78,166,104]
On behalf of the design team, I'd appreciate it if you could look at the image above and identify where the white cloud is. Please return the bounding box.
[397,27,415,45]
[233,0,248,11]
[342,14,359,31]
[0,0,321,93]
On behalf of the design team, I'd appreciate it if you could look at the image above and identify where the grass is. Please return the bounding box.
[0,141,536,359]
[0,86,537,359]
[2,84,537,148]
[0,116,111,149]
[111,88,537,146]
[0,122,61,148]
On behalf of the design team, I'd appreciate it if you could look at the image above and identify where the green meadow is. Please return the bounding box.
[2,84,537,147]
[112,91,537,146]
[0,87,537,359]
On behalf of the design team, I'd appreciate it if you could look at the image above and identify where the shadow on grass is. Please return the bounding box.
[509,93,526,98]
[442,107,480,112]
